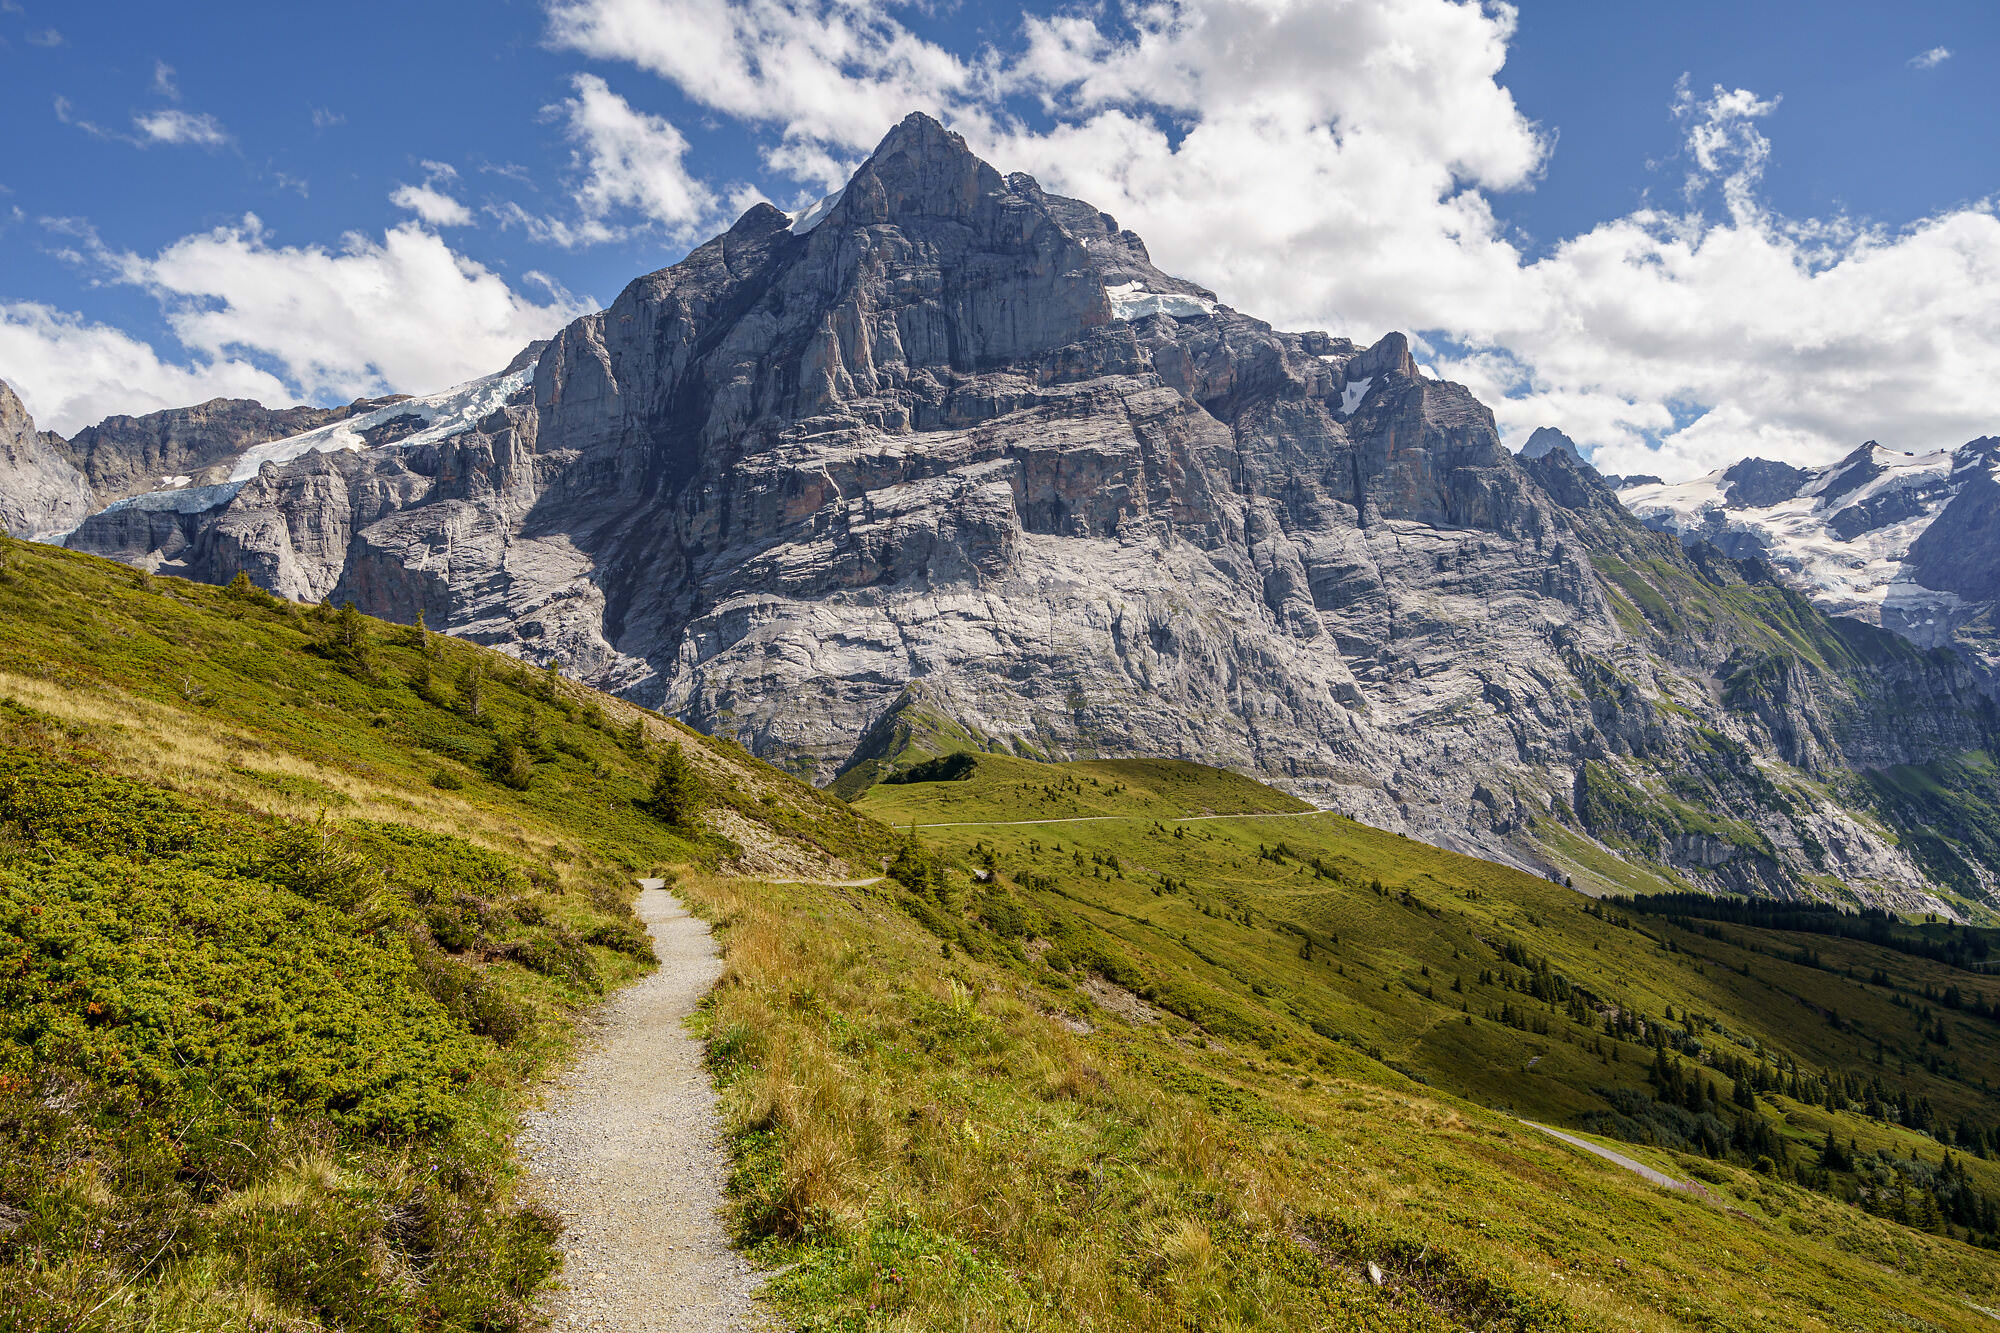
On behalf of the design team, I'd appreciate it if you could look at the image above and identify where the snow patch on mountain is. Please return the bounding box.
[1340,376,1374,416]
[789,188,844,235]
[85,368,533,528]
[1619,444,1960,619]
[1106,282,1216,322]
[226,368,530,483]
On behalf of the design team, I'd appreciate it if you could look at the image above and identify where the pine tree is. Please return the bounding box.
[459,662,486,723]
[487,733,533,790]
[649,742,702,828]
[337,601,365,652]
[315,600,375,677]
[519,706,551,760]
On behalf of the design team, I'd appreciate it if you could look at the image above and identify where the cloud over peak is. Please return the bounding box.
[539,0,2000,479]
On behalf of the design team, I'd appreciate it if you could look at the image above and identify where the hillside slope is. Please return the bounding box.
[6,540,2000,1330]
[0,535,887,1329]
[667,748,2000,1330]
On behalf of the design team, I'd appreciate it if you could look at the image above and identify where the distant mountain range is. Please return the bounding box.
[3,113,1997,911]
[1609,437,2000,682]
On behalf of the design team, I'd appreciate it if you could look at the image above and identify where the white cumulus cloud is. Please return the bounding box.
[4,219,592,434]
[545,0,986,185]
[0,302,290,436]
[133,108,230,148]
[545,0,2000,479]
[503,73,721,247]
[391,182,475,227]
[1910,46,1952,70]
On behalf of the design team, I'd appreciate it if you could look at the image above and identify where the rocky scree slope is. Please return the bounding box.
[1616,437,2000,684]
[39,114,2000,910]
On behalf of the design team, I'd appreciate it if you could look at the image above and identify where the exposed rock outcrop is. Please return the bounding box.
[0,382,94,539]
[53,115,1999,908]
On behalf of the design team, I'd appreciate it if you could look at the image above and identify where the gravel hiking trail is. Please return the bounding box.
[1522,1121,1692,1192]
[522,880,772,1332]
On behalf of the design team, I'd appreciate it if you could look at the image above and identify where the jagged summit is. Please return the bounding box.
[1519,426,1584,465]
[20,115,1999,909]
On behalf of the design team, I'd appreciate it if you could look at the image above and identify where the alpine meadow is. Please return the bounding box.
[5,4,2000,1330]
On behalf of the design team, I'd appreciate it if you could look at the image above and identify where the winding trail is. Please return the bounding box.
[522,881,771,1332]
[1521,1121,1692,1193]
[909,807,1337,829]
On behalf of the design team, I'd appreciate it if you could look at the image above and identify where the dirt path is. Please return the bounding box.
[521,881,771,1332]
[1522,1121,1692,1192]
[912,808,1337,829]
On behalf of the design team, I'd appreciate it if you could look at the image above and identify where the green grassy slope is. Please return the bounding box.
[12,529,2000,1331]
[0,536,888,1331]
[686,854,2000,1331]
[855,751,1313,826]
[846,756,2000,1288]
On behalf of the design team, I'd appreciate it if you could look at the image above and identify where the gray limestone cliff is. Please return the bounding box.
[53,115,2000,908]
[0,382,94,539]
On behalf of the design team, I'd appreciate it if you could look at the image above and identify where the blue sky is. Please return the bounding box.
[2,0,1995,478]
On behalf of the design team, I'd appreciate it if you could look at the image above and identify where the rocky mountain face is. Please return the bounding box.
[36,115,2000,909]
[1617,442,2000,683]
[58,395,412,508]
[0,381,94,539]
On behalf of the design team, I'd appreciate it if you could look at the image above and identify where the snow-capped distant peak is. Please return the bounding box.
[90,366,532,525]
[1617,441,1968,625]
[1106,281,1216,322]
[226,366,530,484]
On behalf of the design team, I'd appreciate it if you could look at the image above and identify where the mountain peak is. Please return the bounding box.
[831,112,1005,228]
[1519,426,1583,464]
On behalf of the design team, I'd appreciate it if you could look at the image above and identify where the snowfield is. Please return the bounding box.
[1618,445,1958,621]
[1105,281,1217,322]
[87,366,535,523]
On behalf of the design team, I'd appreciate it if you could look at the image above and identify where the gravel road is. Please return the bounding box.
[522,881,772,1332]
[1522,1120,1692,1192]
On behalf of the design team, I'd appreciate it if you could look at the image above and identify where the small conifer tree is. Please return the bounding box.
[459,661,486,722]
[648,742,702,828]
[519,706,552,761]
[488,733,534,790]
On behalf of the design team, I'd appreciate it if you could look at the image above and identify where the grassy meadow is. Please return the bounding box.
[0,536,883,1330]
[8,530,2000,1331]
